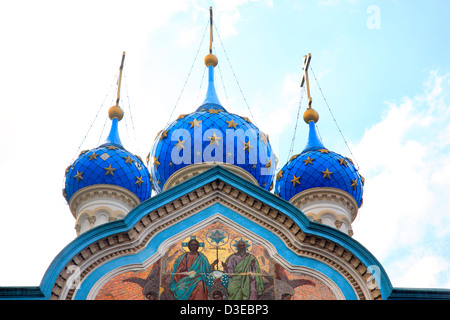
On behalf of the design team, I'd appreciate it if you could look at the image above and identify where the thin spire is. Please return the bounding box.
[104,52,126,146]
[196,7,225,111]
[300,53,324,152]
[115,51,126,108]
[209,6,213,54]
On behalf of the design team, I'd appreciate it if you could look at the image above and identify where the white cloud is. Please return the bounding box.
[390,251,450,288]
[352,71,450,288]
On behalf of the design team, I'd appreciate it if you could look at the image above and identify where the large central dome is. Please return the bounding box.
[148,53,276,193]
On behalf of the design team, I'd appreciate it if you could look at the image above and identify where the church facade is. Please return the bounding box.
[1,10,450,301]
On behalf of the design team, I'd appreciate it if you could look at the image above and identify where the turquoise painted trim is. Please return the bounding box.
[388,287,450,300]
[26,165,394,299]
[74,202,357,300]
[0,286,45,300]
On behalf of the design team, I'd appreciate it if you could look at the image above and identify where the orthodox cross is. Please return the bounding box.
[300,53,312,109]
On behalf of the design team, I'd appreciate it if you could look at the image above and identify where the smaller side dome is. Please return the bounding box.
[64,142,151,204]
[64,103,152,204]
[275,108,363,207]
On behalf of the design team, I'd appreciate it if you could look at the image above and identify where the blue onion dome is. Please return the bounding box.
[275,108,364,207]
[148,53,277,193]
[63,106,152,204]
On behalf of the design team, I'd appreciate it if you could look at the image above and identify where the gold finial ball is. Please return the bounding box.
[109,106,124,121]
[204,54,218,67]
[303,108,319,123]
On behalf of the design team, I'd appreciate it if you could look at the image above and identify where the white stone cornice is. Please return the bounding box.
[69,184,141,218]
[162,162,259,191]
[289,187,359,222]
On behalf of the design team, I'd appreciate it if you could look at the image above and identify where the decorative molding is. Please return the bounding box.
[69,184,141,218]
[51,179,381,300]
[163,162,259,191]
[289,187,359,222]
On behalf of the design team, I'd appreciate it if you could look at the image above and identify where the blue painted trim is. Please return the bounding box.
[303,120,325,152]
[74,202,357,300]
[103,117,123,147]
[199,65,224,110]
[19,166,394,299]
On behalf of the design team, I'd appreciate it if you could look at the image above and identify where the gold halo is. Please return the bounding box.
[230,237,252,253]
[181,236,204,252]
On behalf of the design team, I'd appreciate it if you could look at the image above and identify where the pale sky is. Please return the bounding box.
[0,0,449,290]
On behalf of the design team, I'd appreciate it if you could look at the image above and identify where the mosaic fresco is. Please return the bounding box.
[95,222,336,300]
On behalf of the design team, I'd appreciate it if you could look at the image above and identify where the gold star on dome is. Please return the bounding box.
[260,132,268,145]
[338,158,348,167]
[290,175,301,186]
[207,108,220,114]
[177,114,188,120]
[189,118,202,128]
[318,149,329,154]
[160,130,168,140]
[107,145,118,150]
[265,160,272,168]
[79,150,88,156]
[208,132,222,146]
[175,138,186,151]
[135,176,144,187]
[226,119,238,129]
[243,140,253,153]
[104,164,116,176]
[350,179,358,190]
[153,156,160,168]
[74,170,84,182]
[302,157,314,166]
[123,155,134,165]
[88,152,99,161]
[321,168,333,179]
[276,170,284,181]
[242,117,252,124]
[289,154,299,162]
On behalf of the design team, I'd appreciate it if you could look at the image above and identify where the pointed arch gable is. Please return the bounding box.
[41,166,392,300]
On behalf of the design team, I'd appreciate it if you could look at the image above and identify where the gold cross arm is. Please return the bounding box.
[300,53,312,108]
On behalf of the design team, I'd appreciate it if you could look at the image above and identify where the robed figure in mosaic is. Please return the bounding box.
[170,238,218,300]
[223,239,264,300]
